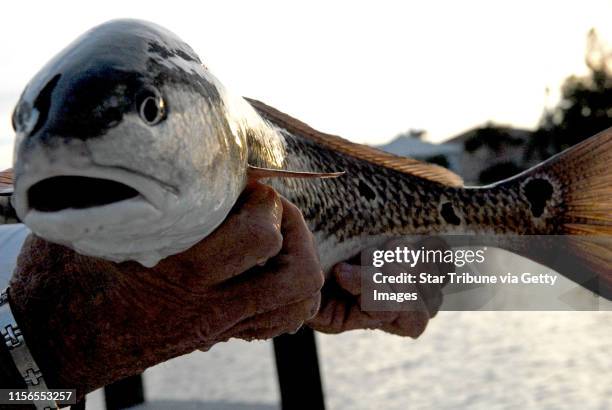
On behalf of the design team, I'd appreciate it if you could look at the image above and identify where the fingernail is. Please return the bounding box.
[337,263,354,281]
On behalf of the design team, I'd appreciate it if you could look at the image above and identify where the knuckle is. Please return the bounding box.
[295,300,314,321]
[256,184,282,209]
[283,199,302,218]
[195,317,213,342]
[306,294,321,319]
[242,190,282,222]
[407,313,429,338]
[282,199,309,227]
[281,257,324,296]
[306,268,325,294]
[285,320,304,335]
[429,293,443,317]
[252,224,283,255]
[248,182,277,201]
[258,182,278,197]
[308,307,332,329]
[376,311,398,323]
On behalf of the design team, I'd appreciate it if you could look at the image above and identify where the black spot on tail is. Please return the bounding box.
[441,202,461,225]
[358,180,376,200]
[524,178,553,217]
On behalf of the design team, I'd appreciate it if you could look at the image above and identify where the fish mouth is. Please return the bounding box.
[28,176,141,212]
[15,166,169,242]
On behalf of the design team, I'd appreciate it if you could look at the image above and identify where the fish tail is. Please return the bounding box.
[545,128,612,236]
[502,127,612,298]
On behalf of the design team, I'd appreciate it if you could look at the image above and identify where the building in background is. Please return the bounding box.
[375,130,463,174]
[375,126,535,186]
[445,125,535,185]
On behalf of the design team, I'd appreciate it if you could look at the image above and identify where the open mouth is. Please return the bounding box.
[28,176,140,212]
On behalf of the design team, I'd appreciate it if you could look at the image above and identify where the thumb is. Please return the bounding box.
[332,263,362,296]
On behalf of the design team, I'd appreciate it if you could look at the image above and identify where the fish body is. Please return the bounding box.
[2,20,611,297]
[248,100,610,272]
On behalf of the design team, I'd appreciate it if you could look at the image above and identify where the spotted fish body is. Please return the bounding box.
[243,101,607,268]
[1,20,611,298]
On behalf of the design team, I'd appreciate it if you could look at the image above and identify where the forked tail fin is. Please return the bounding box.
[509,127,612,299]
[547,128,612,236]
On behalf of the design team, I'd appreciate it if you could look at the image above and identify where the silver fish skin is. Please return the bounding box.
[4,20,612,297]
[9,19,265,266]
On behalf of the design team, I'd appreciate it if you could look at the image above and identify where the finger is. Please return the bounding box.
[332,263,362,296]
[379,253,422,312]
[381,310,430,338]
[306,284,355,333]
[207,259,323,333]
[232,322,304,341]
[213,295,321,342]
[277,197,318,263]
[417,285,443,318]
[307,283,385,334]
[232,324,296,341]
[252,196,322,301]
[308,300,382,334]
[403,257,443,317]
[159,182,284,285]
[384,240,445,317]
[230,181,271,210]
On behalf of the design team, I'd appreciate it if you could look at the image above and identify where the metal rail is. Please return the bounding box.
[100,329,325,410]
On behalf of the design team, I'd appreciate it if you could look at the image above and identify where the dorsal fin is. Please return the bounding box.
[245,98,463,187]
[0,169,13,195]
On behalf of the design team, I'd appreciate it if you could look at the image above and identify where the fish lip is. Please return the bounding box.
[14,165,172,219]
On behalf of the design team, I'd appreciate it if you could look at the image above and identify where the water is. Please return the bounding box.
[84,311,611,410]
[317,312,612,410]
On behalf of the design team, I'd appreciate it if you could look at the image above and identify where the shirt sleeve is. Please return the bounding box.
[0,224,35,407]
[0,225,30,290]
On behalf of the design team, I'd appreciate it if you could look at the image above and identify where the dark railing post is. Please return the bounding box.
[273,327,325,410]
[104,373,145,410]
[101,330,325,410]
[70,399,86,410]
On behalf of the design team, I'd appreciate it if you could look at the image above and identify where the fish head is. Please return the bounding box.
[11,19,249,266]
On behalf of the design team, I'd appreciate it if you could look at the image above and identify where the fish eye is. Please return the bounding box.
[137,89,165,126]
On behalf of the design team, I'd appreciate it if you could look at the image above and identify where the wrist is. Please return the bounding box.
[7,285,82,394]
[7,236,109,400]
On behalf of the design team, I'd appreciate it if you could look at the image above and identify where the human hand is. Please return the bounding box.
[308,238,450,337]
[8,182,323,398]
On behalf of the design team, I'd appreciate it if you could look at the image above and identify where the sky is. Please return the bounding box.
[0,0,610,168]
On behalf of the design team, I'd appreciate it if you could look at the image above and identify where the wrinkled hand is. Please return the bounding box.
[308,238,450,337]
[8,182,323,398]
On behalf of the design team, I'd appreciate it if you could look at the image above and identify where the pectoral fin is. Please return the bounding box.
[247,165,345,181]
